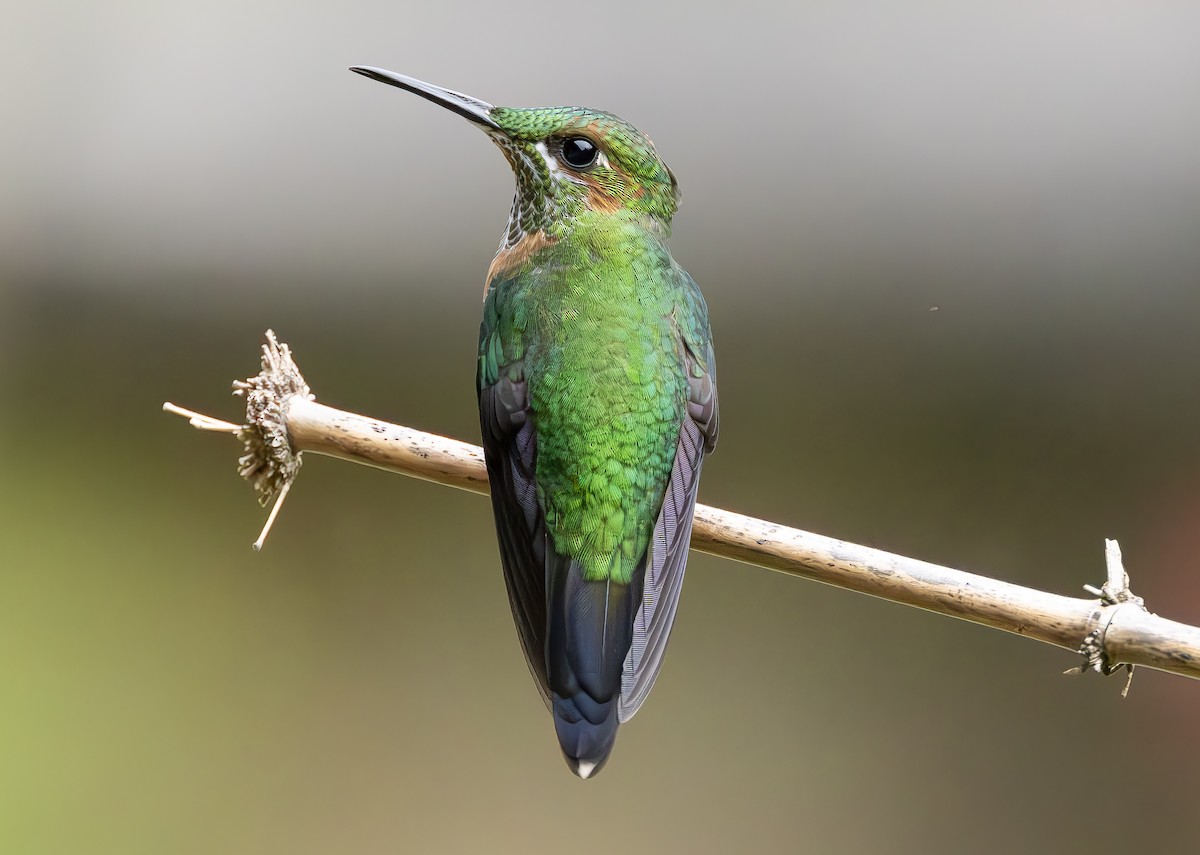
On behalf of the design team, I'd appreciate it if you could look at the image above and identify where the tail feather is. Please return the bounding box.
[546,553,644,778]
[552,694,619,779]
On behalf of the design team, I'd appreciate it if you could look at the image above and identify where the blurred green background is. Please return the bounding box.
[4,2,1200,853]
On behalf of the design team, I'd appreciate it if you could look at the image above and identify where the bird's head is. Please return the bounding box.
[351,67,680,245]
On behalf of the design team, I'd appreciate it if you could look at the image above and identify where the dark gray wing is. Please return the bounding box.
[479,361,552,707]
[618,332,719,722]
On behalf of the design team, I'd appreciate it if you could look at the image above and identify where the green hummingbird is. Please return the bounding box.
[351,67,719,778]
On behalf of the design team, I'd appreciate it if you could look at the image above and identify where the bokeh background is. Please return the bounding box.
[4,2,1200,852]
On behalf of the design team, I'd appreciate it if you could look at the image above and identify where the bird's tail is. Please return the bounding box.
[547,554,642,779]
[551,692,619,780]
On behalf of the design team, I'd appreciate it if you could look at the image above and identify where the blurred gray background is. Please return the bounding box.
[4,2,1200,853]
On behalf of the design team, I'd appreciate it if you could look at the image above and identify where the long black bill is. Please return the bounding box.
[349,66,500,130]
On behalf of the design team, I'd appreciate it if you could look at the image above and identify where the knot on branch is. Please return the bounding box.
[232,330,313,506]
[1065,539,1146,695]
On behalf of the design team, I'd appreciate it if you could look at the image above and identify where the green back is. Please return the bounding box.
[479,211,710,583]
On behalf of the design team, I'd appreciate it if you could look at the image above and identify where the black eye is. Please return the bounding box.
[560,137,598,169]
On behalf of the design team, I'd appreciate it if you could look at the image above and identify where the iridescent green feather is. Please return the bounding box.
[482,211,699,583]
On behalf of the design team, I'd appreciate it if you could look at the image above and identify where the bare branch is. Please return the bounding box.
[163,331,1200,685]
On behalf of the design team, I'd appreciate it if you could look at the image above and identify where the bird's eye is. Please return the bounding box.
[560,137,598,169]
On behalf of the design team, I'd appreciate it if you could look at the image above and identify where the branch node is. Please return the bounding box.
[1064,539,1146,693]
[232,330,314,508]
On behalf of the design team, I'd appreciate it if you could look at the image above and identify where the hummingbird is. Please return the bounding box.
[351,66,719,778]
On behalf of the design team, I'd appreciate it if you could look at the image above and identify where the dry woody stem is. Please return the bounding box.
[164,331,1200,686]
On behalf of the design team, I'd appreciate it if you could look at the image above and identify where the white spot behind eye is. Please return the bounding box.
[535,141,560,175]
